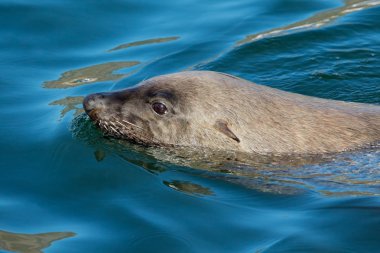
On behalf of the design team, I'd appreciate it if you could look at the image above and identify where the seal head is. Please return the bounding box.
[83,71,244,149]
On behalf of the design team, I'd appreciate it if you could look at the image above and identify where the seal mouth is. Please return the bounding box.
[86,108,100,121]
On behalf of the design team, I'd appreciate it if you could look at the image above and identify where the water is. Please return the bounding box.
[1,0,380,252]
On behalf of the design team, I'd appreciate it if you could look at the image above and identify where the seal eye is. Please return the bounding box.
[152,102,168,115]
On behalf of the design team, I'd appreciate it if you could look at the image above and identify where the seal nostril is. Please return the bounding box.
[83,93,106,113]
[83,95,94,112]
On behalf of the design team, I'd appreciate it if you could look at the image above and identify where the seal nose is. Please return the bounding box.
[83,93,106,114]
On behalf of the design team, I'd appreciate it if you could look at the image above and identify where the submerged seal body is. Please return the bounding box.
[83,71,380,154]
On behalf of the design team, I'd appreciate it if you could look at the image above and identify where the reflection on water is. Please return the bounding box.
[72,114,380,197]
[0,230,75,253]
[94,149,106,162]
[152,145,380,196]
[45,36,183,119]
[43,61,140,89]
[49,96,84,119]
[238,0,380,45]
[164,180,214,196]
[108,36,180,52]
[45,61,139,119]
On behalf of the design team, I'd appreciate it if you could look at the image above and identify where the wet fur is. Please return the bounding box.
[83,71,380,154]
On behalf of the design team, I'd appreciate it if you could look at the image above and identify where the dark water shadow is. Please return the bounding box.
[72,114,380,197]
[0,230,75,253]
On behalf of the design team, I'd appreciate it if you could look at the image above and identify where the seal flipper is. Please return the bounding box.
[214,120,240,143]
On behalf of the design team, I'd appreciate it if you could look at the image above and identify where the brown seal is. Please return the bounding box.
[83,71,380,154]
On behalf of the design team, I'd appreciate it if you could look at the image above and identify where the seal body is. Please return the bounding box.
[83,71,380,154]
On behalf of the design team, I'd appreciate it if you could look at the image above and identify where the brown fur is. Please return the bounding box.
[83,71,380,154]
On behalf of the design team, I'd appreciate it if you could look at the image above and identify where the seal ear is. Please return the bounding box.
[214,120,240,143]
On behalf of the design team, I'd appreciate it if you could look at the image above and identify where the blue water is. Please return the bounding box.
[1,0,380,252]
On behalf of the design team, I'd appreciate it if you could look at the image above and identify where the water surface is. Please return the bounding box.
[1,0,380,252]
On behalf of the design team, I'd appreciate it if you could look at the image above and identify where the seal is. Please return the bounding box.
[83,71,380,154]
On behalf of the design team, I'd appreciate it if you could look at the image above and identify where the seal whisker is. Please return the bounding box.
[111,117,161,144]
[100,120,110,132]
[108,124,118,134]
[108,116,145,131]
[120,119,144,130]
[111,121,124,136]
